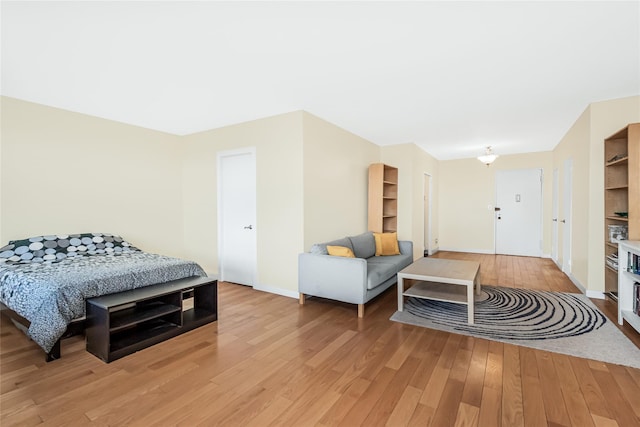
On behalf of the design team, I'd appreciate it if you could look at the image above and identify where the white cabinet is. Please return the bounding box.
[618,240,640,333]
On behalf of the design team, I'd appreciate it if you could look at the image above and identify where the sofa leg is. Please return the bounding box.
[358,304,364,318]
[299,293,306,305]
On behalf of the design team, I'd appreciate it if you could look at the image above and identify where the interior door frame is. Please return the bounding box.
[562,158,573,274]
[217,147,257,286]
[552,168,559,264]
[423,173,433,256]
[494,168,543,257]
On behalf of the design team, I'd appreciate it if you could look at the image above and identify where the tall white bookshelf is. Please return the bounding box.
[618,240,640,333]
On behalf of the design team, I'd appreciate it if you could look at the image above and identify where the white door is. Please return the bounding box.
[218,149,256,286]
[562,159,573,274]
[495,169,543,257]
[423,174,432,257]
[552,168,559,263]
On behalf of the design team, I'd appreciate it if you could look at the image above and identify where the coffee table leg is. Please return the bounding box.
[397,275,404,312]
[467,284,474,324]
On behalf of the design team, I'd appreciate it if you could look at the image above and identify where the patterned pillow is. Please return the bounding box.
[0,233,140,265]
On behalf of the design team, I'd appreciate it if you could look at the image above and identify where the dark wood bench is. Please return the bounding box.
[1,276,218,362]
[86,276,217,362]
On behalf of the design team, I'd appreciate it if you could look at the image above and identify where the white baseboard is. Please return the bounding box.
[428,247,439,256]
[214,272,299,300]
[438,247,494,255]
[567,273,586,294]
[253,283,299,299]
[557,270,605,299]
[586,290,606,300]
[565,273,605,299]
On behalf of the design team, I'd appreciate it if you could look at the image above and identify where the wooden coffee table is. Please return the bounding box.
[397,258,481,324]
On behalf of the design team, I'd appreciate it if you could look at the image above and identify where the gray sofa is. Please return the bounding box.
[298,231,413,317]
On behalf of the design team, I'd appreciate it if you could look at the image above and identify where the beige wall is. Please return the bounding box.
[181,112,304,295]
[182,111,382,295]
[302,112,380,249]
[381,144,439,260]
[5,94,638,297]
[553,95,640,293]
[0,97,185,257]
[183,111,383,295]
[438,152,554,255]
[0,99,3,242]
[0,100,381,297]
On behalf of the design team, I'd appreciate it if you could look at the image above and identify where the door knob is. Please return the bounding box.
[244,225,253,230]
[552,218,558,222]
[561,219,566,223]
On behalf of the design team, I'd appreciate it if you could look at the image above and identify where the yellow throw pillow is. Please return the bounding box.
[326,245,355,258]
[373,232,400,256]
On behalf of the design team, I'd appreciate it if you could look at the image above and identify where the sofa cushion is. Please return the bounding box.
[327,245,355,258]
[309,244,326,255]
[367,253,413,271]
[348,232,376,259]
[366,261,397,290]
[309,237,354,255]
[373,232,400,256]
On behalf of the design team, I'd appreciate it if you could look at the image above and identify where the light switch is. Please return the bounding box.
[515,194,521,202]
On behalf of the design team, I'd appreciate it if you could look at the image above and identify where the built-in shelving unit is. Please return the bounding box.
[86,276,217,362]
[618,240,640,334]
[368,163,398,233]
[604,123,640,300]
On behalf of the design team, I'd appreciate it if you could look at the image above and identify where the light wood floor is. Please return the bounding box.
[1,252,639,426]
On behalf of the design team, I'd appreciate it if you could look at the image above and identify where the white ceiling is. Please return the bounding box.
[2,1,639,160]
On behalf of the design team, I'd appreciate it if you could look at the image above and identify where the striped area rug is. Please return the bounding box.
[391,285,640,369]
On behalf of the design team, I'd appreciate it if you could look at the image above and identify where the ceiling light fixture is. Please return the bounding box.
[478,146,498,166]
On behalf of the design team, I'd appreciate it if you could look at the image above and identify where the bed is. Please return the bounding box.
[0,233,206,359]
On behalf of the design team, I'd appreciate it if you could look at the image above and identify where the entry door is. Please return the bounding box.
[218,149,256,286]
[562,159,573,273]
[495,169,543,257]
[552,168,559,263]
[424,174,432,256]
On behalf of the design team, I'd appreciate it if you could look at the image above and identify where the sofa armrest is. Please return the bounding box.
[399,240,413,256]
[298,253,368,305]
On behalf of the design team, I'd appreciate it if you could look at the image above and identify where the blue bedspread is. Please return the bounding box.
[0,252,206,353]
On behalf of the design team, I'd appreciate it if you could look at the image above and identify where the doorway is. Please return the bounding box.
[562,159,573,274]
[552,168,559,264]
[495,169,543,257]
[217,148,257,286]
[423,173,432,257]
